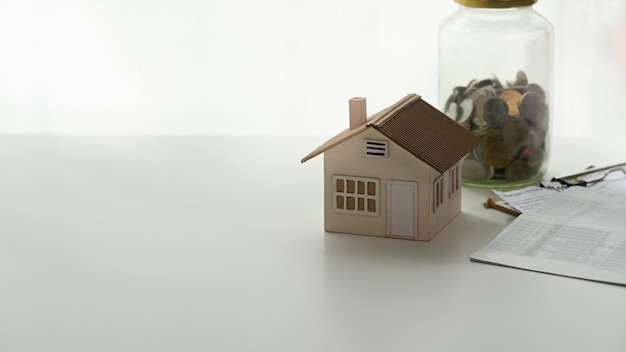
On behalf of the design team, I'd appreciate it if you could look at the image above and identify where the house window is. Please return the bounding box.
[433,176,445,212]
[363,139,388,158]
[333,175,379,216]
[449,164,461,198]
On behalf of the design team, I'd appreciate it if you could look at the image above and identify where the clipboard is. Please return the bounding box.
[483,162,626,216]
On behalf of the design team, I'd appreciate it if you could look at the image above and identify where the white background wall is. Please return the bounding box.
[0,0,624,136]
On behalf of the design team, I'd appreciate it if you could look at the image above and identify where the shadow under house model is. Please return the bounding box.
[301,94,481,241]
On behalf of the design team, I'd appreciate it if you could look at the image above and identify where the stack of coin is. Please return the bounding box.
[444,71,549,184]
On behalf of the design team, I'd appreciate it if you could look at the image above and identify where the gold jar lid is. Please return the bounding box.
[455,0,537,8]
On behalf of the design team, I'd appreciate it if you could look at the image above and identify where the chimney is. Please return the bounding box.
[349,97,367,130]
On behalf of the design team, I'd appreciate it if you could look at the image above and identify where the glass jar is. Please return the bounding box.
[438,0,553,189]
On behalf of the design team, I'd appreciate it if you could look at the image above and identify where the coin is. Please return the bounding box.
[463,157,494,181]
[483,97,509,126]
[525,148,545,169]
[519,92,541,118]
[475,79,495,88]
[527,128,545,148]
[445,102,458,120]
[473,85,497,99]
[526,83,545,104]
[484,141,513,169]
[481,128,503,147]
[472,143,485,161]
[502,117,529,146]
[499,89,522,117]
[472,124,491,136]
[515,71,528,86]
[528,104,550,131]
[472,95,490,127]
[505,160,534,181]
[517,145,535,159]
[458,98,474,123]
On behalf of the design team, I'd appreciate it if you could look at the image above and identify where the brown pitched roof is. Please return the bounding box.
[301,94,481,174]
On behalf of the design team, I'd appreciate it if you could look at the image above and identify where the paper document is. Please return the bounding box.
[492,169,626,214]
[492,186,558,213]
[471,187,626,285]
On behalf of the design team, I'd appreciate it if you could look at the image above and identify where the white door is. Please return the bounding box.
[387,180,418,239]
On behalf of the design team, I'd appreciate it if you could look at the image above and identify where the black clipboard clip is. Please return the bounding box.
[541,162,626,190]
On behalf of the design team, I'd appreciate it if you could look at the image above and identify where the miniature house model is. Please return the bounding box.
[301,94,480,241]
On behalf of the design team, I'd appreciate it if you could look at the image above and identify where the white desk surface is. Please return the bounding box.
[0,135,624,352]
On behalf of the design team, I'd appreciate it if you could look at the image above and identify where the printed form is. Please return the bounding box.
[471,187,626,285]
